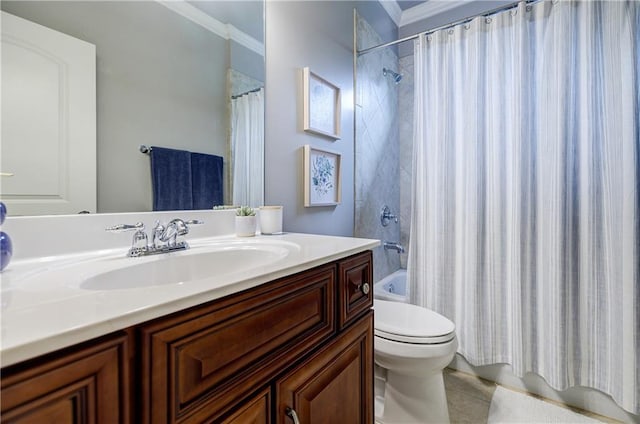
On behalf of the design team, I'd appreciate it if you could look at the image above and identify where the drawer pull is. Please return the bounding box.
[286,407,301,424]
[355,283,370,295]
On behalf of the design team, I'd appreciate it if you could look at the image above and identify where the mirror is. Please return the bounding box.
[0,0,265,215]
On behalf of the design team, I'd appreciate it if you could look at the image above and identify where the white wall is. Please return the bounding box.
[264,0,395,237]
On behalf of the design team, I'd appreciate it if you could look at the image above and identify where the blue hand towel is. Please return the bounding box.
[150,147,193,211]
[191,152,223,209]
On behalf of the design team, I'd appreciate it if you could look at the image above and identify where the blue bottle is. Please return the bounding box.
[0,202,12,271]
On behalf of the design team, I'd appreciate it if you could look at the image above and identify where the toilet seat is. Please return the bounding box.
[374,300,455,344]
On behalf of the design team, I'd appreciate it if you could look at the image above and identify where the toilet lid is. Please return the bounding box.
[374,300,455,344]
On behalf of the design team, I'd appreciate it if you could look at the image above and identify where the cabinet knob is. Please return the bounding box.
[286,407,301,424]
[360,282,370,295]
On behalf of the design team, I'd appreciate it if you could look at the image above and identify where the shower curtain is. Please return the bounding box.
[408,0,639,414]
[231,88,264,207]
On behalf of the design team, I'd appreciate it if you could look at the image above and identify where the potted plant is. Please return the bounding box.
[235,206,257,237]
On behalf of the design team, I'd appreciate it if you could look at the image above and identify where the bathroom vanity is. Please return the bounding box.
[0,212,379,424]
[0,217,377,424]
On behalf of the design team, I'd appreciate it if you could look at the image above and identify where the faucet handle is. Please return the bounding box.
[175,219,204,236]
[106,222,145,232]
[106,222,150,257]
[380,206,398,227]
[161,219,204,248]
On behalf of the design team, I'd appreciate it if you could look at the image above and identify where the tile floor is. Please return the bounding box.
[443,368,616,423]
[444,368,496,423]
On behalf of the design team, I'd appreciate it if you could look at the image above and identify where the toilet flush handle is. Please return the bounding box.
[286,407,300,424]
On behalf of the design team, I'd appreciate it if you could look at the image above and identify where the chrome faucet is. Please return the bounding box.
[107,219,203,257]
[155,218,190,247]
[383,241,405,254]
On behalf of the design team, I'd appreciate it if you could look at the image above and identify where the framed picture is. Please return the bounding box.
[302,67,341,140]
[303,145,341,207]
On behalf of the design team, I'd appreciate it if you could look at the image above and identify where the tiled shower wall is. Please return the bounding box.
[355,14,401,282]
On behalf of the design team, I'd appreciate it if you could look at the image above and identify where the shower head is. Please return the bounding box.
[383,67,402,84]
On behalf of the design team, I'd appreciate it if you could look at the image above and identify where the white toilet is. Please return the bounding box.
[374,299,458,424]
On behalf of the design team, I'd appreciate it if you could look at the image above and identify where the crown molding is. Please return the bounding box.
[378,0,475,28]
[156,0,264,56]
[378,1,402,26]
[401,0,473,26]
[227,24,265,56]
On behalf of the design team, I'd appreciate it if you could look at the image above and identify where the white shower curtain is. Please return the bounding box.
[408,0,639,414]
[231,88,264,207]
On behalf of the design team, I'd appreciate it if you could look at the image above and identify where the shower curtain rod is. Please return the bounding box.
[357,0,536,56]
[231,86,263,99]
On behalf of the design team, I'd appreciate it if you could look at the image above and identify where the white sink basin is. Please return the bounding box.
[80,243,291,290]
[4,238,298,295]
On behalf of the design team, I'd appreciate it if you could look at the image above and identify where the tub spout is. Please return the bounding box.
[383,241,405,254]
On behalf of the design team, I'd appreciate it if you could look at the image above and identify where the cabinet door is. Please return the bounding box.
[337,251,373,330]
[276,312,373,424]
[220,388,270,424]
[1,333,130,424]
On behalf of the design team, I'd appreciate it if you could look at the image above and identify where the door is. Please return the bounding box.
[1,11,96,215]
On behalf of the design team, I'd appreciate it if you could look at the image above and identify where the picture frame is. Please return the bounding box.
[303,145,341,207]
[302,67,341,140]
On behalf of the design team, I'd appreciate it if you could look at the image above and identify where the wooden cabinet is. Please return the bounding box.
[276,312,373,424]
[1,252,373,424]
[0,333,130,424]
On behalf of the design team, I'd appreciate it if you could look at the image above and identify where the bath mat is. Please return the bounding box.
[487,386,604,423]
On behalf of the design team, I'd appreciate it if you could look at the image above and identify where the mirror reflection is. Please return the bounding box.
[0,0,265,216]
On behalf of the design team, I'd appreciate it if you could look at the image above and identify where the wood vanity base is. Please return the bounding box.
[1,251,373,424]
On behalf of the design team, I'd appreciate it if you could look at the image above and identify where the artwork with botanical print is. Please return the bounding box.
[304,146,340,206]
[312,154,334,195]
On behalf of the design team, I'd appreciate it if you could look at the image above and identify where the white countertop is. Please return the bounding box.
[1,232,379,367]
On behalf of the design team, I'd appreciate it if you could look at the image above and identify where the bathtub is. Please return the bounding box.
[374,269,408,303]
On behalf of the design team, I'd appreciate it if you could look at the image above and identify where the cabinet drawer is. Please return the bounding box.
[1,333,130,424]
[337,251,373,330]
[140,264,336,424]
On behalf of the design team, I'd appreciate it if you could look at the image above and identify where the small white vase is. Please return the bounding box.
[235,215,256,237]
[259,206,283,235]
